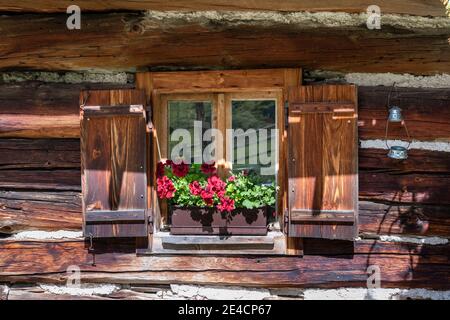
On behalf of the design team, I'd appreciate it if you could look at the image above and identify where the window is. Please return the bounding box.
[167,98,213,164]
[230,99,277,183]
[155,91,282,233]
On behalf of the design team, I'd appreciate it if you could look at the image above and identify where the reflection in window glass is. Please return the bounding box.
[231,100,276,183]
[168,101,212,164]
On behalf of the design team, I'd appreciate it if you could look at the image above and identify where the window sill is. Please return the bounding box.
[136,231,287,256]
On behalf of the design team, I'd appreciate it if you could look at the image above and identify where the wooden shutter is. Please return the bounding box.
[287,85,358,240]
[80,90,149,238]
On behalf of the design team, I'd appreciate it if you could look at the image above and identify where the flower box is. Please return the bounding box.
[170,206,268,235]
[157,160,276,236]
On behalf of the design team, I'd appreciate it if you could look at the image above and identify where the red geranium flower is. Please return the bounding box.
[207,175,226,194]
[200,161,216,175]
[156,176,176,199]
[216,189,225,198]
[227,176,235,182]
[156,161,165,178]
[165,159,173,166]
[171,161,190,177]
[217,197,235,212]
[189,181,202,196]
[200,186,215,206]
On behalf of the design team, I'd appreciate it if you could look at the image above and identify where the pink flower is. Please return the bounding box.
[216,189,225,198]
[200,186,215,206]
[217,197,235,212]
[189,181,202,196]
[227,176,235,182]
[156,176,175,199]
[207,175,226,194]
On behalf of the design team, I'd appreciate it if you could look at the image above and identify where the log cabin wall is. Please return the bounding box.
[0,2,449,300]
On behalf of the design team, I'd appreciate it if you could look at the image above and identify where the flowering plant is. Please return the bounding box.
[156,161,276,212]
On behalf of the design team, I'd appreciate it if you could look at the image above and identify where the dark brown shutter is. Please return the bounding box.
[80,89,149,238]
[287,85,358,240]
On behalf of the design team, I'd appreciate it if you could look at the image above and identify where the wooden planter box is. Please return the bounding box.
[170,206,268,236]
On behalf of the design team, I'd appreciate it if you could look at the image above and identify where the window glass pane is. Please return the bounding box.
[168,101,212,164]
[231,100,276,183]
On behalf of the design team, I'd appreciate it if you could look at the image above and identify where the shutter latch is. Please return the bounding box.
[88,234,96,266]
[284,210,289,235]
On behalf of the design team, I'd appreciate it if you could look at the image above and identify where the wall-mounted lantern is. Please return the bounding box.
[388,106,403,122]
[385,83,411,160]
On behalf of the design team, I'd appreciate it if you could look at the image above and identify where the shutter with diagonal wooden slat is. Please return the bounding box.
[287,85,358,240]
[80,89,150,238]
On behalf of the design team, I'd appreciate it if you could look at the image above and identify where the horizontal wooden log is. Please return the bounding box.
[6,285,107,300]
[0,0,446,16]
[359,201,450,238]
[359,172,450,205]
[0,115,79,139]
[0,82,133,138]
[0,139,80,169]
[0,191,81,234]
[359,148,450,174]
[0,13,448,74]
[0,170,81,191]
[5,284,166,300]
[0,239,448,289]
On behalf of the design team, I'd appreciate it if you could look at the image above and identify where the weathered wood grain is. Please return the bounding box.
[0,82,133,138]
[6,285,162,300]
[0,114,79,139]
[359,172,450,205]
[0,170,81,191]
[0,13,448,73]
[358,86,450,141]
[0,0,446,16]
[0,239,448,289]
[0,191,81,234]
[359,148,450,174]
[6,285,108,300]
[0,139,80,169]
[81,89,148,238]
[288,85,358,240]
[359,201,450,238]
